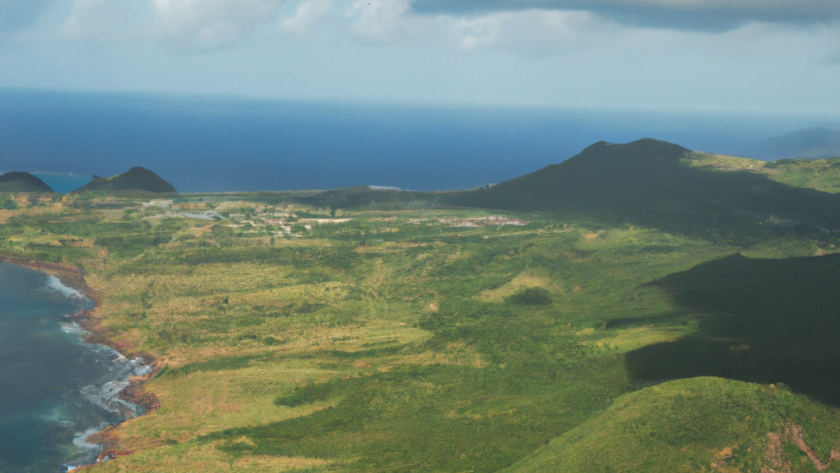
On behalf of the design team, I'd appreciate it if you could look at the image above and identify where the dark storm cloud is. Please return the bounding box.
[411,0,840,31]
[0,0,57,31]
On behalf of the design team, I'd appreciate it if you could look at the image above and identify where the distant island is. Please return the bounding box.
[0,172,54,193]
[71,167,177,194]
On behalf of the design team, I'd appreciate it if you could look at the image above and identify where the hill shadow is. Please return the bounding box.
[625,252,840,405]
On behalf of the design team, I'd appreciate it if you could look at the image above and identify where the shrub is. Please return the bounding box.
[507,287,552,305]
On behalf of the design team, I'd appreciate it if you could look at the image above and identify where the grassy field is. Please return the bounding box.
[684,151,840,194]
[2,184,840,472]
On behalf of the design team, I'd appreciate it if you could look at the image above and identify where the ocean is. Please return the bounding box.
[2,89,836,194]
[0,263,150,472]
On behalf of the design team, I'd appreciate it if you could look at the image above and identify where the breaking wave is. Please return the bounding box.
[44,275,86,300]
[79,355,151,421]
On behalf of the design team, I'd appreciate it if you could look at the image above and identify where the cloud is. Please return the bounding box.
[61,0,145,41]
[58,0,291,50]
[0,0,57,31]
[338,1,619,54]
[280,0,332,34]
[452,9,612,53]
[345,0,432,43]
[151,0,287,50]
[411,0,840,31]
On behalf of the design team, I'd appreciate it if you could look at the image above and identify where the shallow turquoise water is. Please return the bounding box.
[0,263,149,472]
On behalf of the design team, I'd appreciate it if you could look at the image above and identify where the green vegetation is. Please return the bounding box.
[764,156,840,193]
[0,194,18,210]
[685,151,840,194]
[72,166,177,194]
[4,142,840,471]
[506,377,840,473]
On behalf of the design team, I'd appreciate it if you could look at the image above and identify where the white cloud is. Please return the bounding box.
[4,0,840,113]
[451,9,611,53]
[281,0,332,34]
[335,2,619,54]
[345,0,438,43]
[60,0,289,49]
[151,0,287,50]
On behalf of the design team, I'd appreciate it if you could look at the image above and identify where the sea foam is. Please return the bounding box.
[44,275,86,300]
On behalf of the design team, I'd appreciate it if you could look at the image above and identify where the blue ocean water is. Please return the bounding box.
[0,263,149,472]
[31,174,92,195]
[1,89,838,193]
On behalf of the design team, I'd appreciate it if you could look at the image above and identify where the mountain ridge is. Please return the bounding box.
[72,167,177,194]
[446,138,840,237]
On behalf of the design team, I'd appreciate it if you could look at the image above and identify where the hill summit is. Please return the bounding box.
[0,172,54,193]
[449,138,840,236]
[73,167,177,193]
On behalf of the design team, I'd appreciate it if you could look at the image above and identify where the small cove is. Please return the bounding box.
[0,262,149,472]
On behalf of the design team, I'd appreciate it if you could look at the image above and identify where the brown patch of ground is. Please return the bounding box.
[710,446,740,472]
[762,422,840,472]
[0,209,19,223]
[120,377,162,412]
[762,432,791,473]
[583,231,604,241]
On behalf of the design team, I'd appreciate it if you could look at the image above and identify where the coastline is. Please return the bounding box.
[0,254,160,465]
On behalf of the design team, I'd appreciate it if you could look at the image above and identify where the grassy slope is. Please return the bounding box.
[505,377,840,473]
[85,212,721,473]
[685,152,840,194]
[0,159,839,472]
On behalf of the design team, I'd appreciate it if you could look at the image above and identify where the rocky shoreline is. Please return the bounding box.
[0,254,160,464]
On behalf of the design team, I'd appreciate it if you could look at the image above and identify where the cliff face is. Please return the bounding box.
[0,172,54,192]
[73,167,177,193]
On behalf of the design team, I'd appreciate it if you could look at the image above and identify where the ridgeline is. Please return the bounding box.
[446,138,840,238]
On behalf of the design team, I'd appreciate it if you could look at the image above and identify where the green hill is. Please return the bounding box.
[504,377,840,473]
[0,172,54,193]
[448,139,840,237]
[72,167,177,194]
[683,151,840,194]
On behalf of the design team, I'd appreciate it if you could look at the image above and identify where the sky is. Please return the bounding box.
[1,0,840,112]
